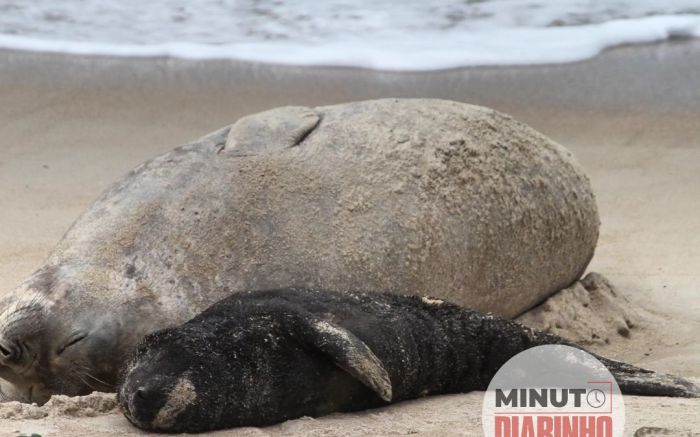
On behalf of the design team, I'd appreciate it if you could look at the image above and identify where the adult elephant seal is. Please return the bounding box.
[118,289,698,432]
[0,99,598,404]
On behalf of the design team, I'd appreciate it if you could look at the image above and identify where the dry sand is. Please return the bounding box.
[0,40,699,436]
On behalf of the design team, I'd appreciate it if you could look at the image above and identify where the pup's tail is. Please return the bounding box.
[471,306,699,398]
[520,328,700,398]
[595,355,700,398]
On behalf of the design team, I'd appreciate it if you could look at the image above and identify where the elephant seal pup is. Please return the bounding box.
[118,289,698,433]
[0,99,599,403]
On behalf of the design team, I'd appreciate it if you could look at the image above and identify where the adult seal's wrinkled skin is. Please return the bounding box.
[118,289,699,433]
[0,99,599,403]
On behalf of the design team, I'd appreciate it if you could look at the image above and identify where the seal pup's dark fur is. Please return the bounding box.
[117,289,699,432]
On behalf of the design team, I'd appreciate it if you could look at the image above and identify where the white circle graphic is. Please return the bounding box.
[482,345,625,437]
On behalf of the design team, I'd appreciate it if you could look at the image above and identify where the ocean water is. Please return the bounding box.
[0,0,699,70]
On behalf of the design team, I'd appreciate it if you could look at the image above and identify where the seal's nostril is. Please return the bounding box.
[135,387,147,400]
[0,342,14,359]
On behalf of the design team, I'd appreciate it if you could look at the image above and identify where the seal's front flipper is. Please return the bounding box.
[290,317,393,402]
[597,356,700,398]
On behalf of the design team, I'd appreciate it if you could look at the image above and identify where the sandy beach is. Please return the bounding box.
[1,40,699,436]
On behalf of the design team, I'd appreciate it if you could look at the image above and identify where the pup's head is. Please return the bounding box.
[118,306,394,432]
[117,327,216,433]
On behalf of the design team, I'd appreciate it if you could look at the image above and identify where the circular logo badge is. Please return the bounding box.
[482,345,625,437]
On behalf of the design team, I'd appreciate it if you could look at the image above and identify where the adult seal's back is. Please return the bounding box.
[0,99,599,403]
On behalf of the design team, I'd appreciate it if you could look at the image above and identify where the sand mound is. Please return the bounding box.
[517,272,648,345]
[0,392,117,420]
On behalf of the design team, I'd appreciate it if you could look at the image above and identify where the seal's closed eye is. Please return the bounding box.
[57,332,87,355]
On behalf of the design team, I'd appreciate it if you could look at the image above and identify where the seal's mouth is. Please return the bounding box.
[119,391,136,423]
[25,383,54,405]
[20,355,37,377]
[118,369,199,432]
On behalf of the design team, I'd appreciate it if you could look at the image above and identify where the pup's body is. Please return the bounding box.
[118,289,699,433]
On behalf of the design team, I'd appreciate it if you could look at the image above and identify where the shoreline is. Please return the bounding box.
[2,39,700,112]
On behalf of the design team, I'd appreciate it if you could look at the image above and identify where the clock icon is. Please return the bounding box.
[586,389,606,408]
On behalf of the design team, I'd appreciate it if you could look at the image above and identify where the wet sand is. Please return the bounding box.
[1,40,699,436]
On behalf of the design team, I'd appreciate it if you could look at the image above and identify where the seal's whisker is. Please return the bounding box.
[70,368,98,391]
[83,371,114,388]
[74,362,114,388]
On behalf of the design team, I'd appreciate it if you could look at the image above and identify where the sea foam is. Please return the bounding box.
[0,1,699,70]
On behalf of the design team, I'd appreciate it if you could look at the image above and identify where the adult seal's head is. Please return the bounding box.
[0,265,153,404]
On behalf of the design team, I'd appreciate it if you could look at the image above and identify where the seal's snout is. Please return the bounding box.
[132,382,168,409]
[119,374,199,432]
[133,384,156,405]
[0,337,30,368]
[121,380,169,426]
[0,292,46,371]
